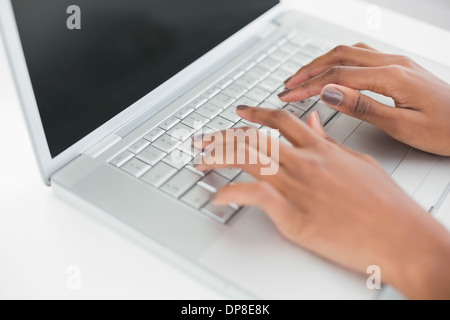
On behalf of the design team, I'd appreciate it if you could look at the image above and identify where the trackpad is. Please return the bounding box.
[343,122,411,174]
[199,207,377,299]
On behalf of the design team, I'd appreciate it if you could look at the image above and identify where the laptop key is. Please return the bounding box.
[233,172,258,184]
[301,102,338,125]
[167,123,195,141]
[280,42,300,55]
[160,168,202,198]
[232,121,249,129]
[291,51,313,65]
[247,66,270,81]
[201,203,238,224]
[215,78,233,90]
[222,83,247,100]
[258,77,282,93]
[236,74,260,90]
[205,116,234,132]
[121,157,151,178]
[241,119,262,129]
[220,106,241,123]
[234,96,258,108]
[259,57,280,72]
[266,94,288,109]
[144,127,165,142]
[198,171,230,193]
[246,87,271,103]
[110,150,134,167]
[177,139,202,158]
[136,145,166,166]
[228,69,245,81]
[181,185,213,209]
[158,115,180,131]
[259,101,280,110]
[181,112,210,130]
[128,138,150,154]
[281,60,301,74]
[202,86,221,99]
[173,106,195,120]
[141,161,177,187]
[290,99,317,112]
[152,133,181,153]
[188,96,208,109]
[283,104,305,118]
[214,167,242,181]
[162,149,193,170]
[271,48,291,63]
[209,93,235,109]
[271,68,293,82]
[196,103,222,119]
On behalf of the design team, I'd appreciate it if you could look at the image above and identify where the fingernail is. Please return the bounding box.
[283,76,293,85]
[236,105,249,111]
[278,88,293,98]
[322,87,344,106]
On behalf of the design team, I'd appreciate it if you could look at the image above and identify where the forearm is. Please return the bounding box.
[388,216,450,300]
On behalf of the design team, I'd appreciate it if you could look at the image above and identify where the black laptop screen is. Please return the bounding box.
[11,0,279,158]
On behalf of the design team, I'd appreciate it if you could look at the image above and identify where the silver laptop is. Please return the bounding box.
[2,0,450,299]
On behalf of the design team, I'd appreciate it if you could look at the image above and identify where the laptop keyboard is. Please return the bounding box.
[108,29,338,224]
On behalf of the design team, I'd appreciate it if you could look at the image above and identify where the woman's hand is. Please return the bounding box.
[195,107,450,299]
[281,43,450,156]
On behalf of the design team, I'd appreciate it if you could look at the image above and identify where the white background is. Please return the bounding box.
[1,0,450,299]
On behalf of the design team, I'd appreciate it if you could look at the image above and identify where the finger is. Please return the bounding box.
[213,182,302,231]
[196,142,283,183]
[320,84,406,134]
[279,66,399,102]
[307,111,327,139]
[193,126,289,163]
[284,44,396,89]
[236,106,321,148]
[353,42,379,51]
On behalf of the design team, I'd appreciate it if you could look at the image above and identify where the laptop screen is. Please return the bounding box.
[11,0,279,158]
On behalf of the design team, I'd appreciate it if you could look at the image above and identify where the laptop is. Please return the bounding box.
[1,0,450,299]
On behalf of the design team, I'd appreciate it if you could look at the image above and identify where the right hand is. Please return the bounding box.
[281,43,450,156]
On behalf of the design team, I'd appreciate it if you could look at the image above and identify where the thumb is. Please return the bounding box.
[320,84,400,130]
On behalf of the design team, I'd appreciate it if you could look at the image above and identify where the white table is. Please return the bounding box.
[1,0,450,299]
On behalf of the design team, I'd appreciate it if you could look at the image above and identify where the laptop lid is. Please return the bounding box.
[0,0,280,184]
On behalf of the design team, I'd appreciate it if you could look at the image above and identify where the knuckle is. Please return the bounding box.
[331,45,349,55]
[272,109,291,122]
[351,94,371,118]
[386,65,408,81]
[304,155,325,172]
[395,55,415,67]
[353,42,368,48]
[326,65,345,81]
[361,154,376,164]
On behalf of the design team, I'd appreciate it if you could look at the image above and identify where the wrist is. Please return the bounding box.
[389,222,450,299]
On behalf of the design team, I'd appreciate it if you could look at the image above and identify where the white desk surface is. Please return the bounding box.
[1,0,450,299]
